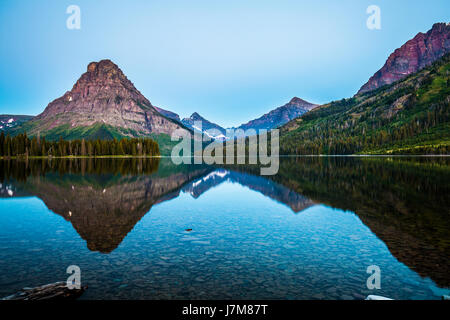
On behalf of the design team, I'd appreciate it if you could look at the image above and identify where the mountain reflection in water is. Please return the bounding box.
[0,156,448,299]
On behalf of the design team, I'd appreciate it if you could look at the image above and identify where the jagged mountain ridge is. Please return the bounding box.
[359,22,450,94]
[181,112,227,136]
[237,97,318,131]
[153,97,318,139]
[154,97,318,139]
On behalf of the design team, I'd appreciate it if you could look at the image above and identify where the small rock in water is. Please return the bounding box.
[131,266,145,272]
[365,295,393,300]
[352,293,366,300]
[192,241,210,245]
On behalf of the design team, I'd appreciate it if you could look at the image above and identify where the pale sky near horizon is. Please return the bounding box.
[0,0,449,127]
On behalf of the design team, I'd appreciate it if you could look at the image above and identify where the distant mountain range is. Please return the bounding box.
[3,22,449,155]
[4,58,317,142]
[0,115,33,131]
[237,97,317,131]
[149,98,317,139]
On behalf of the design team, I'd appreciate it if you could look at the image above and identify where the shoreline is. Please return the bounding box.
[0,155,162,160]
[1,154,448,160]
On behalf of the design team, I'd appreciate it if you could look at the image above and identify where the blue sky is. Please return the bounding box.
[0,0,449,127]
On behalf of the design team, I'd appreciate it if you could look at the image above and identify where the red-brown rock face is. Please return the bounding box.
[358,23,450,94]
[34,59,188,137]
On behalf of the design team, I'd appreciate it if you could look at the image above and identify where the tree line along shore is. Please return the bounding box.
[0,132,160,158]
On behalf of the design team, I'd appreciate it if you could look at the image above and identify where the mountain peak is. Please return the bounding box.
[190,112,202,119]
[238,97,318,131]
[289,97,306,104]
[80,59,130,86]
[23,60,188,139]
[358,23,450,94]
[181,112,225,135]
[86,59,123,74]
[288,97,317,110]
[87,59,116,72]
[432,22,449,30]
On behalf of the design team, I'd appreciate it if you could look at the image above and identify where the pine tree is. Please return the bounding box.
[5,134,11,157]
[81,139,86,156]
[0,131,4,156]
[41,142,47,157]
[87,141,93,156]
[117,141,124,155]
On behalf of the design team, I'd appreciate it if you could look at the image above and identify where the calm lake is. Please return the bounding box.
[0,156,449,300]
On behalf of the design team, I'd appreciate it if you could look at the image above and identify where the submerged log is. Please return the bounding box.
[2,281,87,300]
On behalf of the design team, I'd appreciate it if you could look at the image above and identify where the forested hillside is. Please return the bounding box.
[280,54,450,155]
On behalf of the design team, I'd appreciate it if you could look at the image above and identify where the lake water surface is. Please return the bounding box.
[0,157,449,300]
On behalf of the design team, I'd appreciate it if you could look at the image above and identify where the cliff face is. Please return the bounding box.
[238,97,317,131]
[28,60,188,138]
[153,106,181,122]
[359,23,450,94]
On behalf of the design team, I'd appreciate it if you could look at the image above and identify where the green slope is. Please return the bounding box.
[8,120,182,156]
[34,123,128,140]
[280,54,450,155]
[7,122,175,157]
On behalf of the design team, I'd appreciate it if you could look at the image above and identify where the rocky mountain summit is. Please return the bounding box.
[19,59,188,139]
[359,22,450,94]
[237,97,318,131]
[182,112,226,136]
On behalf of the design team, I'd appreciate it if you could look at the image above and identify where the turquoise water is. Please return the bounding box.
[0,157,448,299]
